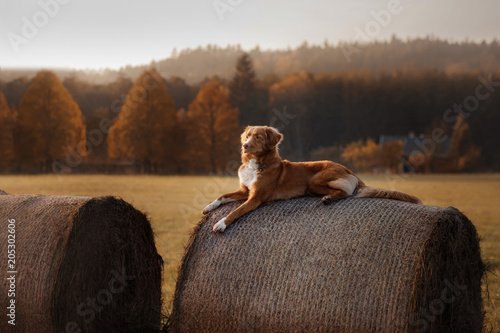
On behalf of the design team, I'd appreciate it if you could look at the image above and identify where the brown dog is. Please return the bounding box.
[203,126,422,232]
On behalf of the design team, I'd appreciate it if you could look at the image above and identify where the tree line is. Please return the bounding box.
[2,36,499,85]
[0,53,499,174]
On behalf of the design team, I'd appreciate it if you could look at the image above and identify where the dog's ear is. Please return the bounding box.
[265,127,283,149]
[241,126,252,142]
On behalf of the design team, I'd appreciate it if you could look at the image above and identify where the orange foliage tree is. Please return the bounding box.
[381,140,404,173]
[341,138,381,172]
[448,115,481,172]
[15,71,85,172]
[107,69,177,172]
[0,92,16,169]
[186,80,240,173]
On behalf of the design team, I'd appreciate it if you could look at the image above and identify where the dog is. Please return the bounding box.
[203,126,422,232]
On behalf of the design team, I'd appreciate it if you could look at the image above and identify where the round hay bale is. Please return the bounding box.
[171,197,485,333]
[0,193,163,333]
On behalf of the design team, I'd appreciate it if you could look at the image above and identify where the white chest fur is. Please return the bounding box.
[239,159,259,189]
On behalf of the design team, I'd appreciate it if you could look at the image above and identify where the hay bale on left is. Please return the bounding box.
[0,192,164,333]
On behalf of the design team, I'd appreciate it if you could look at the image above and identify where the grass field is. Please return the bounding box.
[1,174,499,331]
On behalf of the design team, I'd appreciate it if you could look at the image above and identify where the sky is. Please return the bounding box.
[1,0,499,70]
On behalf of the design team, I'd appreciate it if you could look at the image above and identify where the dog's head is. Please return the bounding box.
[241,126,283,155]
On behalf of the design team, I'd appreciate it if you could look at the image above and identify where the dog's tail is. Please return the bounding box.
[355,186,422,204]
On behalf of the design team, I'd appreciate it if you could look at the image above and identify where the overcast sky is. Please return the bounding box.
[1,0,499,70]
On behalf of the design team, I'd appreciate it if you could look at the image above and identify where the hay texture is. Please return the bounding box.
[171,197,485,333]
[0,192,163,333]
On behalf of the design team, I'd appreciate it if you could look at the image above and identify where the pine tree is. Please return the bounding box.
[268,72,313,160]
[186,81,240,173]
[0,92,16,169]
[15,71,86,172]
[229,53,258,125]
[107,68,177,173]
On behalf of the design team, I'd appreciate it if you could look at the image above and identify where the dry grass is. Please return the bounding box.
[1,174,498,331]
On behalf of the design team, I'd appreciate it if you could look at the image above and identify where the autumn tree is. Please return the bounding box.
[229,53,260,124]
[0,92,16,170]
[107,69,177,173]
[186,80,240,173]
[15,71,86,172]
[341,139,381,172]
[381,141,404,173]
[448,115,481,172]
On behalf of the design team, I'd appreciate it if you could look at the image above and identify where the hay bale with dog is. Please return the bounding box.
[171,197,486,333]
[0,192,163,333]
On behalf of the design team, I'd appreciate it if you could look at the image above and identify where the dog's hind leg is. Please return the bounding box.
[308,183,348,204]
[319,189,348,204]
[320,175,359,204]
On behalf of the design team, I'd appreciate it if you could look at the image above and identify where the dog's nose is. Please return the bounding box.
[243,143,249,149]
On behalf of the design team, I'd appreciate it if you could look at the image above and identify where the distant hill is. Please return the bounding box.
[1,36,499,84]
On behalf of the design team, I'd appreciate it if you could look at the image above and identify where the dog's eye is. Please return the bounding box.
[255,135,260,139]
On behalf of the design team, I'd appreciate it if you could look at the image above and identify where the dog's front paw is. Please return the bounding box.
[213,218,227,233]
[202,200,221,215]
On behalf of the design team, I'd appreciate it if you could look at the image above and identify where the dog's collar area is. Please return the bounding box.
[246,160,266,171]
